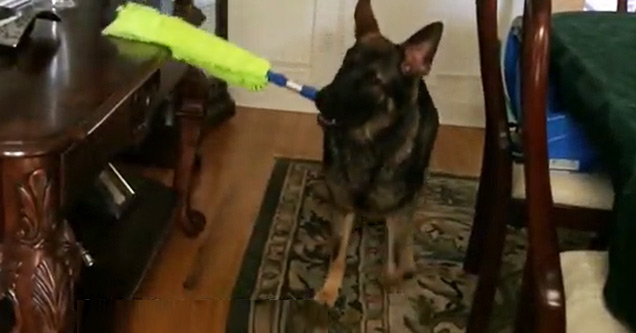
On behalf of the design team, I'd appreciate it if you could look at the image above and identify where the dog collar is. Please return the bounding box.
[317,114,339,128]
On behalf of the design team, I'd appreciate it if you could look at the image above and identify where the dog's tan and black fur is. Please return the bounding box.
[313,0,443,307]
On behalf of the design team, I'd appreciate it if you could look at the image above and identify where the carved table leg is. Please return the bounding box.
[0,157,82,333]
[173,67,208,238]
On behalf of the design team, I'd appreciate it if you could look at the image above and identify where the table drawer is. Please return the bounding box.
[61,73,161,209]
[61,103,131,208]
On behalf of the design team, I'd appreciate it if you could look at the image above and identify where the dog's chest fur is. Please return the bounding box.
[322,81,439,217]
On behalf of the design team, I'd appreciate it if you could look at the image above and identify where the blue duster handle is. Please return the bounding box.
[266,70,318,101]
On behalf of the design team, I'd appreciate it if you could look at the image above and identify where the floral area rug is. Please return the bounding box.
[227,158,591,333]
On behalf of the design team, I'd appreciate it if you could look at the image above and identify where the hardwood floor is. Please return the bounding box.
[106,107,484,333]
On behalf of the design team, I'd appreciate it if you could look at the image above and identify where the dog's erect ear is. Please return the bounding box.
[401,22,444,77]
[354,0,379,39]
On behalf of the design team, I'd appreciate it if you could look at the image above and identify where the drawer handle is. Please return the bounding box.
[77,242,95,267]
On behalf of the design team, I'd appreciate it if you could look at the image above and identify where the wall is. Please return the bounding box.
[585,0,633,10]
[378,0,582,127]
[227,0,584,128]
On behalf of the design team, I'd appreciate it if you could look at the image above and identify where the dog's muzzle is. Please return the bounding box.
[315,88,340,128]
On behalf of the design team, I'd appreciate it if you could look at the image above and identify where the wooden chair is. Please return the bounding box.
[481,0,631,331]
[464,0,633,331]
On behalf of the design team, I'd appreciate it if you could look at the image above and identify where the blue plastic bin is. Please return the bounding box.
[502,18,602,172]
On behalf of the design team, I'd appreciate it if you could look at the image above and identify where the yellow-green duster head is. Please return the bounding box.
[103,2,271,91]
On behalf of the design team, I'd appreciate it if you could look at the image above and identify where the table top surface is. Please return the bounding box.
[0,0,174,156]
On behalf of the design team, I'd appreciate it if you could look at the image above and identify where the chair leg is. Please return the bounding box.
[514,258,535,333]
[466,154,511,333]
[466,200,508,333]
[464,134,496,274]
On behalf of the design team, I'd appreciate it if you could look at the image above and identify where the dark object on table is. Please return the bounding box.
[0,6,15,21]
[0,5,60,48]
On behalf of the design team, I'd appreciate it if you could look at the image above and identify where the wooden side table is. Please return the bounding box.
[0,0,229,331]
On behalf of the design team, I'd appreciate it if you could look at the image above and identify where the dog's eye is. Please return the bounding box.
[370,73,383,85]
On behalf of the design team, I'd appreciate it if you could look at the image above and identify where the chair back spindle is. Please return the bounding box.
[618,0,628,13]
[519,0,568,330]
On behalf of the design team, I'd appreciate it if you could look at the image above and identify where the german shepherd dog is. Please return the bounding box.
[312,0,443,307]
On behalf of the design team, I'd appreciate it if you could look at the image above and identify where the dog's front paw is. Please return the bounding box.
[399,259,417,280]
[313,287,339,308]
[289,300,330,331]
[381,270,404,293]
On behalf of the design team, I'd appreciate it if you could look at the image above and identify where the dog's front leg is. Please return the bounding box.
[397,222,416,278]
[314,212,355,307]
[384,213,416,290]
